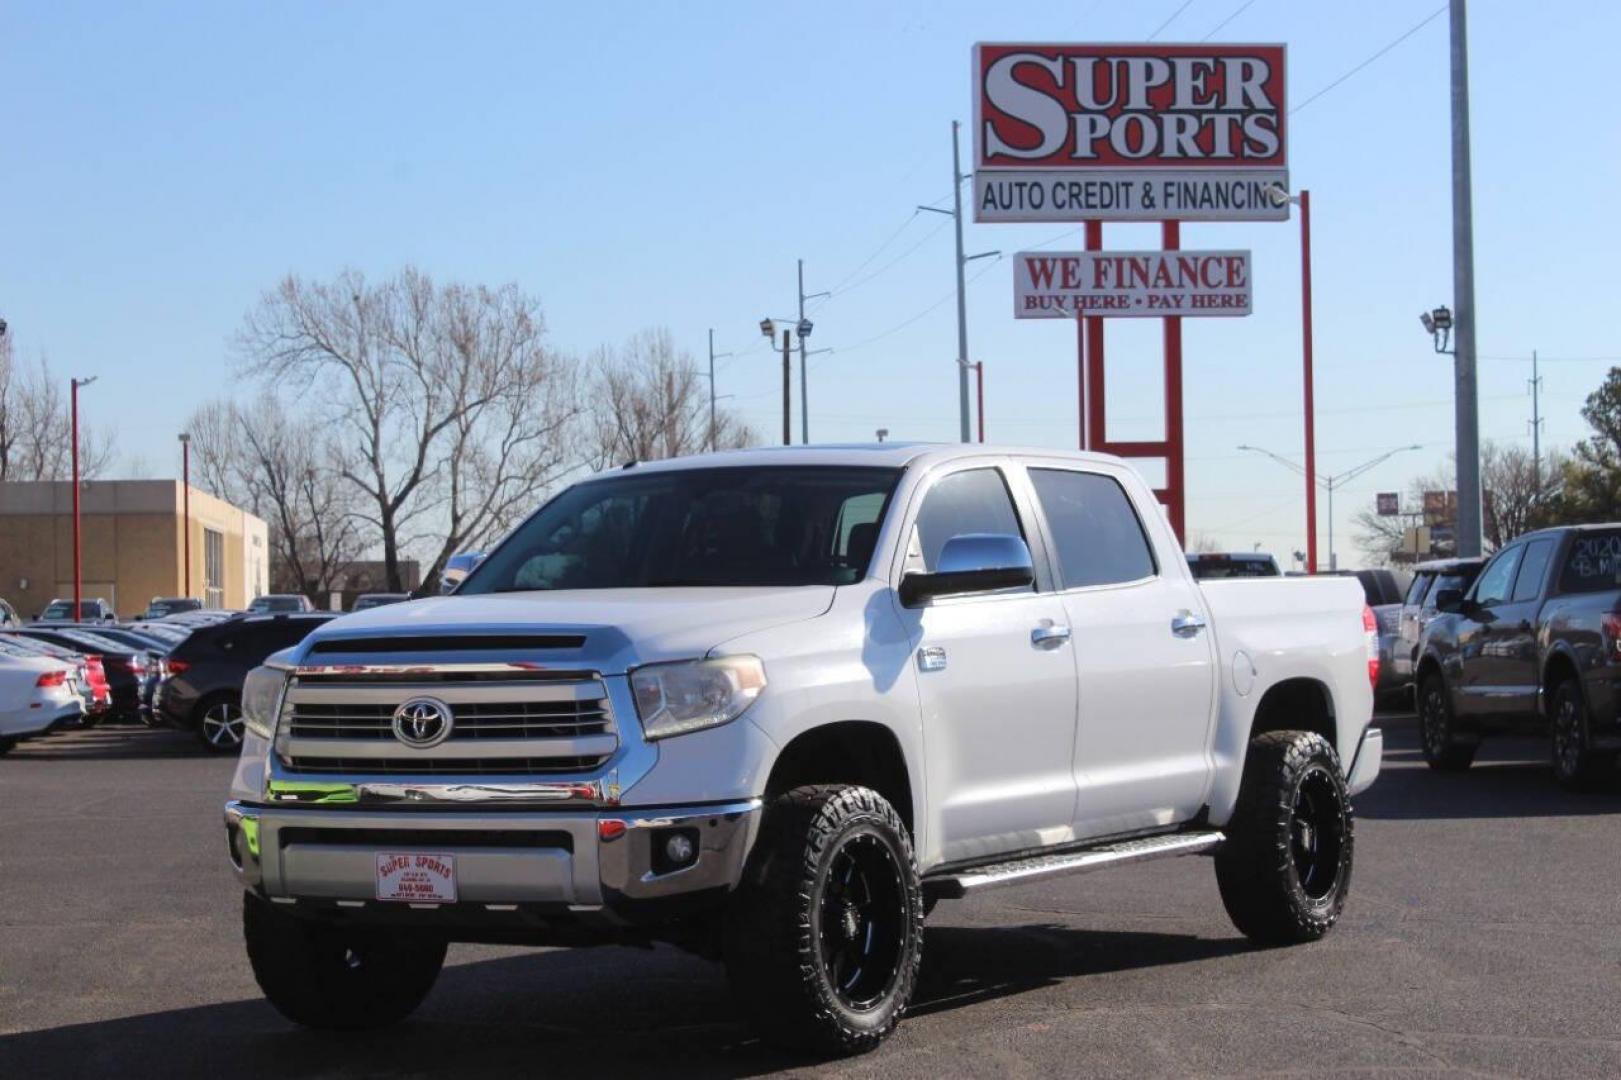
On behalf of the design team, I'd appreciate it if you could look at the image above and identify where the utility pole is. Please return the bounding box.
[919,122,997,443]
[797,260,830,444]
[1450,0,1483,557]
[179,432,192,596]
[706,330,731,452]
[1529,349,1543,489]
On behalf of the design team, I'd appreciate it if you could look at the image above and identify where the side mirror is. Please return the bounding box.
[1433,587,1464,614]
[899,533,1034,607]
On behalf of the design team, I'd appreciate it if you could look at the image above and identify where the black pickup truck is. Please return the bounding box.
[1415,524,1621,788]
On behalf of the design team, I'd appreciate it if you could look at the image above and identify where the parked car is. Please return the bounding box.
[1186,552,1281,579]
[0,598,19,627]
[10,627,159,721]
[247,594,316,614]
[1392,557,1486,686]
[36,598,117,624]
[222,444,1379,1053]
[157,613,335,751]
[439,550,484,593]
[1416,524,1621,788]
[141,597,202,619]
[0,649,85,754]
[0,634,108,727]
[1320,569,1411,706]
[351,592,410,611]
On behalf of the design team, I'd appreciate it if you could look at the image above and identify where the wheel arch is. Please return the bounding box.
[1247,676,1337,753]
[763,720,916,839]
[1540,647,1583,717]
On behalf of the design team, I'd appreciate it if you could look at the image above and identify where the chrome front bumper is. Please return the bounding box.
[223,798,762,916]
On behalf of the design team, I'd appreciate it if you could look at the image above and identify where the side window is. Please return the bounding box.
[911,468,1025,574]
[1510,539,1554,603]
[1472,546,1523,608]
[1029,468,1157,588]
[1557,530,1621,594]
[1404,572,1433,607]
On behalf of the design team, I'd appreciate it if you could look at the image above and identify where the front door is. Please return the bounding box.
[1023,464,1217,837]
[896,464,1080,864]
[1474,537,1554,717]
[1455,543,1525,717]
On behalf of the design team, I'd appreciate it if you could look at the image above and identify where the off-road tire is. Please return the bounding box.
[243,891,447,1030]
[723,784,924,1056]
[1216,731,1354,946]
[1550,679,1613,791]
[1418,672,1477,771]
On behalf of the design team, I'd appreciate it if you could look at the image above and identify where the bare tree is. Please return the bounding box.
[0,340,115,482]
[585,328,756,470]
[234,268,582,591]
[1353,442,1562,564]
[189,396,367,597]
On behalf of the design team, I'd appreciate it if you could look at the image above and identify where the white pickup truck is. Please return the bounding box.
[224,444,1381,1055]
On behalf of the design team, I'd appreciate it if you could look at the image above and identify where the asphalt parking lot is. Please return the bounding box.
[2,715,1619,1079]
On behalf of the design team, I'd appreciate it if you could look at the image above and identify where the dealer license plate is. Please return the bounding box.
[375,852,457,903]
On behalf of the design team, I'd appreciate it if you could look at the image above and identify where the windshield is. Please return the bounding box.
[43,601,96,619]
[461,466,901,592]
[250,596,303,613]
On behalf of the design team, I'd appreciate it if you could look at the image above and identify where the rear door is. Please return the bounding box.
[1022,462,1217,838]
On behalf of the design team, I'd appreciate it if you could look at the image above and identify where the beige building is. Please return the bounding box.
[0,480,268,618]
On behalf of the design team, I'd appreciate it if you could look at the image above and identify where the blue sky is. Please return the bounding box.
[5,1,1619,565]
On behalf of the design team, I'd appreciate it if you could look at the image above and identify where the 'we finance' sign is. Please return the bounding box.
[1013,250,1252,318]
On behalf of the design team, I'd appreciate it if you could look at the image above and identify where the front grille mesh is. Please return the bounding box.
[277,668,616,778]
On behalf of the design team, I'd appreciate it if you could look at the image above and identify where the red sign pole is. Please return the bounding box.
[1084,221,1106,447]
[71,379,82,619]
[1075,310,1087,449]
[1300,189,1318,573]
[1162,220,1186,545]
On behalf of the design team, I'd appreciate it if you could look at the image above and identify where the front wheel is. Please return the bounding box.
[723,785,924,1056]
[1216,730,1354,946]
[1550,679,1613,790]
[1418,673,1477,771]
[243,892,446,1030]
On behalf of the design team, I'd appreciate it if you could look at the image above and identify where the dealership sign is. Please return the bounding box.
[1014,250,1251,319]
[974,43,1287,222]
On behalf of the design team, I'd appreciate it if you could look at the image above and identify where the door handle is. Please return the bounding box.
[1031,624,1072,648]
[1171,611,1207,637]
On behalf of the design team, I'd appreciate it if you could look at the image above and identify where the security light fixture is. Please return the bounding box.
[759,318,775,338]
[796,318,813,339]
[1423,304,1454,354]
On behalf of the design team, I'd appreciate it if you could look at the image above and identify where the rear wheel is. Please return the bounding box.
[243,892,446,1029]
[1418,673,1477,771]
[723,784,924,1056]
[196,695,244,753]
[1216,731,1354,946]
[1550,679,1613,790]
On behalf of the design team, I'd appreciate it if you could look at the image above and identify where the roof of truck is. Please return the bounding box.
[592,443,1132,476]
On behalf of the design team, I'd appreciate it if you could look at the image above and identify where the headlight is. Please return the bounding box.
[241,665,288,740]
[630,656,766,741]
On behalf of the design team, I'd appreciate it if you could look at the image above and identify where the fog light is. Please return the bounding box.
[665,832,695,865]
[651,827,700,874]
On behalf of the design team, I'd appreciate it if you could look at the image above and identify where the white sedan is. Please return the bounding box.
[0,651,84,754]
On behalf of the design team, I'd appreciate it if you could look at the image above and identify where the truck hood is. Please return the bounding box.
[294,586,838,674]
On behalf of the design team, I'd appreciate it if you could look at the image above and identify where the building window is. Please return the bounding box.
[204,527,225,609]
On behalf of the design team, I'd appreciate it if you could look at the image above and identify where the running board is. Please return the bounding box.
[925,830,1225,899]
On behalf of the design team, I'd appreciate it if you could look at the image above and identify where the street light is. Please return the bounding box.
[1238,443,1423,571]
[1421,305,1454,354]
[70,375,99,618]
[875,428,889,443]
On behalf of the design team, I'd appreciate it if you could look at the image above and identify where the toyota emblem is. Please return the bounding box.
[391,697,454,749]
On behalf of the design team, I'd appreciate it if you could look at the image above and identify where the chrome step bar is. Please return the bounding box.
[926,830,1225,899]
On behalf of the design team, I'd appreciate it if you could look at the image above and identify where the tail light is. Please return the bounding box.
[166,659,191,676]
[1363,605,1381,690]
[36,670,68,688]
[1602,612,1621,661]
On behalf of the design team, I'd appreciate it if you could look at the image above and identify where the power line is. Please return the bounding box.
[1148,0,1198,41]
[825,216,951,299]
[833,255,1004,355]
[1200,0,1256,41]
[1291,4,1447,115]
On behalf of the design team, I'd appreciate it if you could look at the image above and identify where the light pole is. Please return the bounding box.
[1269,183,1317,573]
[797,261,830,444]
[70,376,98,618]
[1448,0,1483,559]
[706,330,731,452]
[919,121,998,442]
[179,432,192,597]
[1239,443,1422,571]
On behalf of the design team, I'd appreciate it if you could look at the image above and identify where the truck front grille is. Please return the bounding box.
[276,668,617,777]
